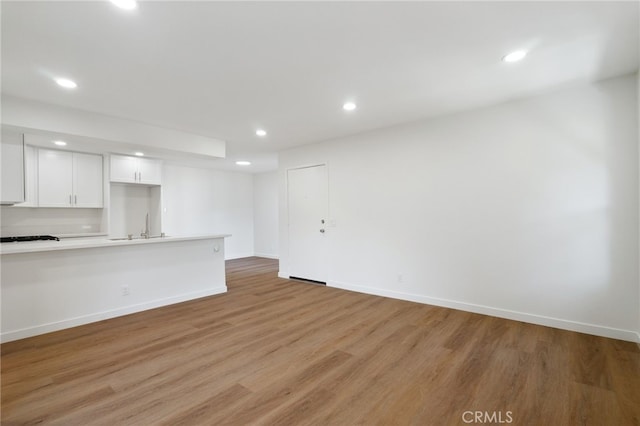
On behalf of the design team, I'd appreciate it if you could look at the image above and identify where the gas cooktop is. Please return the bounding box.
[0,235,60,243]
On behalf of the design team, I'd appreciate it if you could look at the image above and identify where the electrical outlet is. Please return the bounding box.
[121,285,130,296]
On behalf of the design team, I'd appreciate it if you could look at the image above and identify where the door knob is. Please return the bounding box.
[320,229,325,233]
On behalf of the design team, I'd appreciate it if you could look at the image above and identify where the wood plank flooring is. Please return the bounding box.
[2,257,639,425]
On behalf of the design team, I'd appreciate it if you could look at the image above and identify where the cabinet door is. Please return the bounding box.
[137,158,162,185]
[38,149,73,207]
[0,129,25,204]
[19,145,38,207]
[73,153,103,208]
[110,155,137,183]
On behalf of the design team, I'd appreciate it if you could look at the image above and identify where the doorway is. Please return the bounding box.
[287,164,328,284]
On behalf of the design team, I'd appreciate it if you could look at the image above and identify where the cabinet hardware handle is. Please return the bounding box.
[139,172,142,181]
[69,195,72,205]
[74,195,77,205]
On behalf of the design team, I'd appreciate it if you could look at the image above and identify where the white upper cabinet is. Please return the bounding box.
[21,145,38,207]
[110,155,138,183]
[110,155,162,185]
[37,149,103,208]
[38,149,73,207]
[73,153,104,207]
[137,158,162,185]
[1,128,25,205]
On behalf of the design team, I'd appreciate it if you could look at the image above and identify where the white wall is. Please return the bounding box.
[279,74,639,342]
[253,172,279,258]
[162,164,254,259]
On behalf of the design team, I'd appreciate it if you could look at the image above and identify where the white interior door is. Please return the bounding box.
[288,165,328,283]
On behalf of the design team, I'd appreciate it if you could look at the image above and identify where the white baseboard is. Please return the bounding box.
[254,253,279,260]
[1,287,227,343]
[225,252,256,260]
[328,280,640,343]
[278,272,289,279]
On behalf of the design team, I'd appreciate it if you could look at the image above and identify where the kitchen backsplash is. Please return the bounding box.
[0,206,103,237]
[109,184,161,238]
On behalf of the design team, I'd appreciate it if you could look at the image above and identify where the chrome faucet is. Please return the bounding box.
[141,213,150,239]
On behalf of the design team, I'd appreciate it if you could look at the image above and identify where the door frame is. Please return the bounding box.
[286,163,329,283]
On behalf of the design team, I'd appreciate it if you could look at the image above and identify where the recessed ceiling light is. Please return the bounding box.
[236,161,251,166]
[502,50,527,63]
[53,140,67,146]
[256,129,267,137]
[134,152,144,156]
[55,78,77,89]
[343,102,357,111]
[110,0,137,10]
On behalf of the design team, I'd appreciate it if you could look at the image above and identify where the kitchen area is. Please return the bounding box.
[0,125,236,343]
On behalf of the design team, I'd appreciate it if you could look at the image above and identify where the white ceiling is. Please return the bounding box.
[2,1,638,173]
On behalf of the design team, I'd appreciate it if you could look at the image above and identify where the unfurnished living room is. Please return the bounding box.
[1,1,639,425]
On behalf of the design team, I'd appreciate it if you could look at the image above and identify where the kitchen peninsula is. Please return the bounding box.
[1,234,229,342]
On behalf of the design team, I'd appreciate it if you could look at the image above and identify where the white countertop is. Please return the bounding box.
[0,234,231,255]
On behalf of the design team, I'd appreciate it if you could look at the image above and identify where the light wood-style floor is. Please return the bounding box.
[2,257,639,425]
